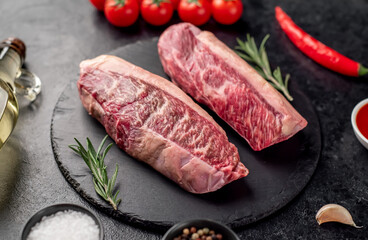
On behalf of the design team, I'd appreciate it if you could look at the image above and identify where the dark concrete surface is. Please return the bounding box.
[0,0,367,239]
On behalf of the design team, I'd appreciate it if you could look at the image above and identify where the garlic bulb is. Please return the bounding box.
[315,204,362,228]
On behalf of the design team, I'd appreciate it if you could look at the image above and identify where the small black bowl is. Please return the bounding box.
[21,203,103,240]
[162,219,240,240]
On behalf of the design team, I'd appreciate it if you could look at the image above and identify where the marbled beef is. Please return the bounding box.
[158,23,308,151]
[77,55,248,194]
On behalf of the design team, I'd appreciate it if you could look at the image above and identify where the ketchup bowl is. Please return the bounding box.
[351,98,368,150]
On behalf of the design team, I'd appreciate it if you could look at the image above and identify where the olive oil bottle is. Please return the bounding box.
[0,78,18,149]
[0,38,41,149]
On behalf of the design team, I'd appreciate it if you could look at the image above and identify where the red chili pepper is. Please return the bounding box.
[275,6,368,77]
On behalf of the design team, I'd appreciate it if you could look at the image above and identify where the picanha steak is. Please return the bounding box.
[158,23,308,151]
[77,55,248,194]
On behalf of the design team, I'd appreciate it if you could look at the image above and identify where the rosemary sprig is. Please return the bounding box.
[69,135,121,210]
[235,34,293,101]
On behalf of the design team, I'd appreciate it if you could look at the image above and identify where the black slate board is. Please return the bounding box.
[51,38,321,232]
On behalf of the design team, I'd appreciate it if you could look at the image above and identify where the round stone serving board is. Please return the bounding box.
[51,38,321,232]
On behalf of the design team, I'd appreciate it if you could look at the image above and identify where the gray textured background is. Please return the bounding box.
[0,0,367,239]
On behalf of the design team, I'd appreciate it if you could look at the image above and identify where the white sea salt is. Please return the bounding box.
[27,210,100,240]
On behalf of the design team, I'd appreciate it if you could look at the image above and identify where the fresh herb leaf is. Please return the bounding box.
[69,135,121,210]
[235,34,293,101]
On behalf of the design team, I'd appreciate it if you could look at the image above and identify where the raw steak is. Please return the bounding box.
[78,55,248,194]
[158,23,308,151]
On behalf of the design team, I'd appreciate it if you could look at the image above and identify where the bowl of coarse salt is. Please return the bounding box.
[21,203,103,240]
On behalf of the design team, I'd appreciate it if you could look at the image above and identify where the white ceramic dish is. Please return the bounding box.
[351,98,368,150]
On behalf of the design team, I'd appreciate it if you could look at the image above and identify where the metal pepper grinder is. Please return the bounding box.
[0,37,41,149]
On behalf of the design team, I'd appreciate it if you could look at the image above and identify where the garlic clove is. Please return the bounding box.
[316,204,363,228]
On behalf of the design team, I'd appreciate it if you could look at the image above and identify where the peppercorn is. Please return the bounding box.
[216,234,222,240]
[181,234,189,240]
[183,228,190,235]
[192,233,199,239]
[203,228,209,235]
[190,227,197,234]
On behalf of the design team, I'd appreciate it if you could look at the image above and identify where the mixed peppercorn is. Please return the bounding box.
[173,226,223,240]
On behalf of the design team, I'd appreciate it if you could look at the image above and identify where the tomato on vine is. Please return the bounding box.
[178,0,211,26]
[170,0,179,10]
[89,0,106,11]
[104,0,139,27]
[141,0,174,26]
[211,0,243,25]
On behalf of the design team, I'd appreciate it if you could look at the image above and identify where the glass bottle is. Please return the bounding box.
[0,37,41,149]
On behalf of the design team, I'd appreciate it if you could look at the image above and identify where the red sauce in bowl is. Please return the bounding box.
[356,103,368,140]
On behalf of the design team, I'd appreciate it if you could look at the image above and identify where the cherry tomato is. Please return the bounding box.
[211,0,243,25]
[89,0,106,11]
[141,0,174,26]
[104,0,139,27]
[170,0,179,10]
[178,0,211,26]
